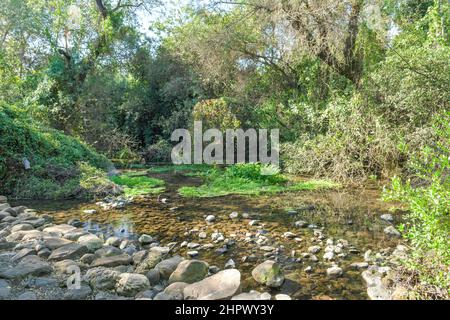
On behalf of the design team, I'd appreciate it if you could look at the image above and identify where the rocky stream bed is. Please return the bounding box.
[0,172,412,300]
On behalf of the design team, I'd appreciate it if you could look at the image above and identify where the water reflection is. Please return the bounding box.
[83,217,137,240]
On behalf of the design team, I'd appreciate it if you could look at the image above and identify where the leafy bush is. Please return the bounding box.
[192,98,241,131]
[383,112,449,298]
[0,103,115,199]
[142,140,173,163]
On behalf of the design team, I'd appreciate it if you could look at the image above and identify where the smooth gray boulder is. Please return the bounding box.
[154,255,184,279]
[48,243,89,261]
[183,269,241,300]
[0,255,52,279]
[91,254,132,268]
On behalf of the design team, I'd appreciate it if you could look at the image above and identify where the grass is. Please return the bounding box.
[178,163,339,197]
[109,173,165,196]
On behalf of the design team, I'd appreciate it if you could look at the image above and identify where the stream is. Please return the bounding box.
[14,170,402,300]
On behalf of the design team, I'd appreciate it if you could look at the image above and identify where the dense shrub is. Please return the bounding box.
[0,104,116,199]
[383,112,449,298]
[142,140,173,163]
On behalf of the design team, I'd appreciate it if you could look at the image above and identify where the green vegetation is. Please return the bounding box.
[0,104,116,199]
[0,0,448,299]
[110,173,165,196]
[383,113,450,298]
[179,164,338,197]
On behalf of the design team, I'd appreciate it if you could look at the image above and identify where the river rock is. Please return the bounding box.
[308,245,321,254]
[116,273,150,297]
[168,260,209,284]
[323,251,335,261]
[350,262,369,270]
[138,234,153,245]
[187,251,199,257]
[362,266,392,300]
[64,283,92,300]
[54,259,79,274]
[37,248,51,259]
[0,196,7,203]
[132,250,148,265]
[42,237,73,250]
[384,226,401,238]
[105,236,121,247]
[0,203,11,211]
[146,269,161,286]
[155,282,188,300]
[68,218,84,228]
[48,243,89,261]
[11,223,33,232]
[80,254,96,265]
[11,248,36,262]
[251,260,285,288]
[380,214,394,222]
[0,255,52,279]
[155,255,184,279]
[63,229,89,241]
[136,289,158,300]
[0,279,11,300]
[294,220,308,228]
[77,234,103,251]
[135,250,165,274]
[275,294,292,300]
[95,246,122,257]
[84,267,121,290]
[232,290,269,300]
[18,291,37,300]
[224,259,235,269]
[91,254,132,268]
[183,269,241,300]
[205,215,215,223]
[0,211,11,222]
[326,266,343,278]
[260,246,275,252]
[229,212,239,219]
[43,224,77,236]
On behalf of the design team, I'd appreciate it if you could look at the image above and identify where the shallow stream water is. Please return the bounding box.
[15,170,402,300]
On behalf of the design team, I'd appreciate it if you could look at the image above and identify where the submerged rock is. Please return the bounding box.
[232,290,270,300]
[326,266,343,278]
[251,260,285,288]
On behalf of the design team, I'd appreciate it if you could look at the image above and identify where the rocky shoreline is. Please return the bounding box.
[0,195,407,300]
